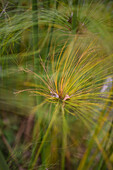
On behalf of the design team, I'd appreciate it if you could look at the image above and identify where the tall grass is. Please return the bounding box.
[0,0,113,169]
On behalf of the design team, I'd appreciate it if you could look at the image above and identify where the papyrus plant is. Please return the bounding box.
[16,37,113,169]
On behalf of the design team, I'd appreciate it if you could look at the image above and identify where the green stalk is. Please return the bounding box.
[72,0,78,32]
[63,0,68,4]
[0,150,9,170]
[48,0,50,8]
[43,0,50,9]
[29,104,59,169]
[47,0,59,57]
[32,0,39,71]
[61,106,67,170]
[29,1,39,168]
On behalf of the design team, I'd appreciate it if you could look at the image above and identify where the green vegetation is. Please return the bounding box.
[0,0,113,169]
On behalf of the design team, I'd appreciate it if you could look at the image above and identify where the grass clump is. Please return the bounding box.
[16,37,113,169]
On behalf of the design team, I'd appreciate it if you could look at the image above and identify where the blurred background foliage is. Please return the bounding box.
[0,0,113,169]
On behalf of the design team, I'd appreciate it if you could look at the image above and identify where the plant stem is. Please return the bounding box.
[61,106,67,170]
[29,104,59,169]
[47,0,59,58]
[72,0,78,32]
[32,0,39,71]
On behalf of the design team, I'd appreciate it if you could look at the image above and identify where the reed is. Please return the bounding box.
[32,0,39,71]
